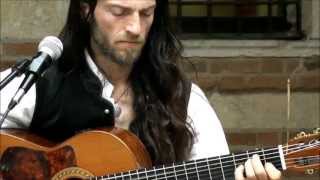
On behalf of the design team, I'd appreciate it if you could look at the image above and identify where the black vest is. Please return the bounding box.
[30,58,192,144]
[30,61,115,142]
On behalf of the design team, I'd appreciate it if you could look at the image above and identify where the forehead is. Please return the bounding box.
[100,0,156,9]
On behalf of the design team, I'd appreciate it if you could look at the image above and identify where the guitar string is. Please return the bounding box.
[97,143,318,179]
[176,156,320,180]
[97,156,320,180]
[96,155,317,180]
[95,157,319,180]
[97,156,319,180]
[96,157,318,180]
[96,142,319,180]
[92,141,319,180]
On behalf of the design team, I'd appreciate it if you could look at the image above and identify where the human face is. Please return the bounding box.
[90,0,156,66]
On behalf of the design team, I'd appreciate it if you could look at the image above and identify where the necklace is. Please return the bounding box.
[113,86,130,118]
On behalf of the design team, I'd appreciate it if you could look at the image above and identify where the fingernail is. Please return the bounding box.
[237,164,244,169]
[265,162,272,167]
[253,154,260,160]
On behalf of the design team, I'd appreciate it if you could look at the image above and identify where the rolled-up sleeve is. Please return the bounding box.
[188,83,229,160]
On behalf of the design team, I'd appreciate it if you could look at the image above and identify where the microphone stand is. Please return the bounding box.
[0,109,11,128]
[0,59,31,127]
[0,59,31,90]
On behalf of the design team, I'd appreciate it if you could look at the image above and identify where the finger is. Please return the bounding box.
[245,159,256,180]
[265,163,282,180]
[251,154,268,180]
[235,164,246,180]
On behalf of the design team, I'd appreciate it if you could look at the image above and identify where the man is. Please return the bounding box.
[0,0,281,179]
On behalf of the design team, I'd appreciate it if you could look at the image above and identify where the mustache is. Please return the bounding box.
[116,35,145,44]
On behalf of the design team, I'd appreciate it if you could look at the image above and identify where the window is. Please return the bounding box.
[169,0,304,39]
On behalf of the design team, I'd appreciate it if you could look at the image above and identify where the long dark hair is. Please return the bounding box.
[59,0,194,165]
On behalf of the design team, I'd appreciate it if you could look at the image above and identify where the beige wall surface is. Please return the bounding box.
[1,0,69,42]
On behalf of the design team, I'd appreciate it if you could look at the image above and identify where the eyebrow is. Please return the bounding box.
[106,3,156,12]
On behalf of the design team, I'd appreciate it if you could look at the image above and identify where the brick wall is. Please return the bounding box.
[183,57,320,91]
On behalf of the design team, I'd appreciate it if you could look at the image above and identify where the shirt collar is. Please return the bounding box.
[84,49,114,98]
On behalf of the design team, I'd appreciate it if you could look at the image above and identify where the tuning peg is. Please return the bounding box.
[305,169,315,175]
[295,131,307,139]
[313,128,320,134]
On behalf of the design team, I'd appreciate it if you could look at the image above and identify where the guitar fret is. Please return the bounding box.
[185,160,198,180]
[153,166,158,180]
[262,148,267,164]
[232,153,237,168]
[137,168,148,180]
[246,150,250,159]
[163,165,167,180]
[165,164,177,180]
[154,165,166,180]
[146,167,156,180]
[218,156,226,180]
[193,158,210,179]
[172,162,178,180]
[172,162,187,180]
[145,168,149,180]
[113,172,125,180]
[129,170,138,180]
[183,161,189,180]
[220,154,236,179]
[137,170,140,180]
[194,160,200,180]
[188,159,211,180]
[208,157,223,180]
[128,170,132,180]
[206,158,213,180]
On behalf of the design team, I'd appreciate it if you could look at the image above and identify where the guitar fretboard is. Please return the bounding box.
[93,147,283,180]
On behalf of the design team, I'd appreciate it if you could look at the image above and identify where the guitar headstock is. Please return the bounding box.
[285,128,320,175]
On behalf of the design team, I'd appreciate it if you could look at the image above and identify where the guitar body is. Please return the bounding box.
[0,128,152,180]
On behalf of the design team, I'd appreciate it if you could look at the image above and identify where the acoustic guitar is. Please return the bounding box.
[0,127,319,180]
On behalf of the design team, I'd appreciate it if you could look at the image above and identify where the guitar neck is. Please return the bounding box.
[97,146,285,180]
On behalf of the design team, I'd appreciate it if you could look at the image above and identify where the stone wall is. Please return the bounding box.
[0,0,319,179]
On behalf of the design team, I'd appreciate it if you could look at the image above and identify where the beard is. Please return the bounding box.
[90,20,145,66]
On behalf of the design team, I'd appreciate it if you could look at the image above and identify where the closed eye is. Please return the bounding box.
[109,6,130,16]
[140,7,155,17]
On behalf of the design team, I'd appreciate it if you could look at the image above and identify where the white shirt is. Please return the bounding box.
[0,53,229,160]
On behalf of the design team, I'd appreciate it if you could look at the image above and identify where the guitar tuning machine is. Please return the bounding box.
[295,128,320,139]
[305,169,315,175]
[313,128,320,134]
[295,131,307,139]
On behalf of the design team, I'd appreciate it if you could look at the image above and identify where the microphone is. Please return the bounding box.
[0,59,31,90]
[7,36,63,110]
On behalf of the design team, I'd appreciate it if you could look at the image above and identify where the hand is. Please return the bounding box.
[235,154,282,180]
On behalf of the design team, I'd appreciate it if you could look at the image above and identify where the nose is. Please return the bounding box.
[126,12,141,37]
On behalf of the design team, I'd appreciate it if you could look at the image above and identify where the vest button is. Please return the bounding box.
[104,109,110,114]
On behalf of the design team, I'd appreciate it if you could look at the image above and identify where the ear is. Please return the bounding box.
[80,2,90,19]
